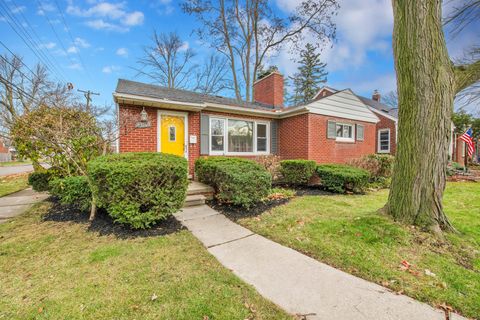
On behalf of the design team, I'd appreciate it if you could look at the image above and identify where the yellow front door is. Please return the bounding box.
[161,115,185,157]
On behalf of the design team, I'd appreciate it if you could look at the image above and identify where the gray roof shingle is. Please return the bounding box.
[358,96,398,118]
[115,79,278,111]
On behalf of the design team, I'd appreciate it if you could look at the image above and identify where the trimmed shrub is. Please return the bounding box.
[88,152,188,229]
[316,164,370,193]
[49,176,92,211]
[279,159,317,185]
[348,154,394,179]
[195,157,271,208]
[28,171,53,192]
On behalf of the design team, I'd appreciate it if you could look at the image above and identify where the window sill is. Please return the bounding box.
[377,150,390,154]
[208,152,270,156]
[335,138,355,143]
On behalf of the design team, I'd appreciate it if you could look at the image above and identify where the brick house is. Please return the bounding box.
[314,87,398,155]
[114,72,383,174]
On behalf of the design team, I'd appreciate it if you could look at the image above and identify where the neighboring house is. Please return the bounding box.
[0,138,12,162]
[314,87,398,155]
[114,72,381,174]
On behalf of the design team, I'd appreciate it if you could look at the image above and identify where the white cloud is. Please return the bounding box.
[68,63,82,70]
[123,11,144,26]
[85,19,128,32]
[40,42,57,49]
[74,37,90,48]
[116,47,128,57]
[11,6,26,14]
[102,65,120,74]
[67,1,144,31]
[179,41,189,52]
[37,2,56,16]
[67,46,78,54]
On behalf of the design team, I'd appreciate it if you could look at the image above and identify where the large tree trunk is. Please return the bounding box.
[386,0,456,233]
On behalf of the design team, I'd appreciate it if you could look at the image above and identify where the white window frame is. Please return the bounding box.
[335,123,355,142]
[256,122,269,153]
[209,117,226,155]
[378,128,391,153]
[209,116,270,156]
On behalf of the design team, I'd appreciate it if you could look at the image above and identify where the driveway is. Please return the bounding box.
[0,165,34,177]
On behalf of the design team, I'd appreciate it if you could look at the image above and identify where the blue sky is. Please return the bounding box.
[0,0,478,111]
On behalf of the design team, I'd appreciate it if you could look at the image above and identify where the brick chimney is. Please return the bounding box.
[372,89,381,102]
[253,72,284,107]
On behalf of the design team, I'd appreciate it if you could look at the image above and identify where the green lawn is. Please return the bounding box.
[239,182,480,319]
[0,203,292,320]
[0,173,28,197]
[0,160,31,167]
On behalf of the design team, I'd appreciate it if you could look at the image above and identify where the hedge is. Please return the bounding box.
[316,164,370,193]
[49,176,91,211]
[88,152,188,229]
[195,157,271,208]
[279,159,317,185]
[28,170,53,192]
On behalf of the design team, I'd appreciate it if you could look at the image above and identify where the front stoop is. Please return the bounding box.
[183,181,214,208]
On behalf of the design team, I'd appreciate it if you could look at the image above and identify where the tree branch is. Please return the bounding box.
[454,59,480,94]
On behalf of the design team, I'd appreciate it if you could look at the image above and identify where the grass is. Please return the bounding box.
[0,173,28,197]
[0,203,292,320]
[239,182,480,319]
[0,160,31,167]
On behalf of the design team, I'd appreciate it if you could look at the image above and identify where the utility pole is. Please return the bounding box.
[78,89,99,112]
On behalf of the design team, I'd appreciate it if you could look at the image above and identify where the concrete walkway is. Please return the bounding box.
[175,205,465,320]
[0,188,49,223]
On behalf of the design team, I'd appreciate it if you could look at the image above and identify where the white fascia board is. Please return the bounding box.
[113,93,206,110]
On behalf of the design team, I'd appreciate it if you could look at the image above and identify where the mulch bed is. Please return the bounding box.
[43,199,184,239]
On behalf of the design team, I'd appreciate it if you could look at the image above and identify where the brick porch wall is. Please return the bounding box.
[375,113,397,155]
[278,113,309,159]
[118,104,157,152]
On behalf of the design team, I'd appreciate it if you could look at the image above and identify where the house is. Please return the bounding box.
[114,72,384,175]
[314,87,398,155]
[0,138,12,162]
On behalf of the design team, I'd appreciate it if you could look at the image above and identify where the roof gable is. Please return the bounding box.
[305,89,380,123]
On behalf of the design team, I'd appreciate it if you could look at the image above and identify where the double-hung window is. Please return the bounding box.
[335,123,355,142]
[378,129,390,153]
[209,117,269,155]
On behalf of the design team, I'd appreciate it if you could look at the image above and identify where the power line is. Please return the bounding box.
[6,0,69,83]
[53,0,94,82]
[0,40,38,79]
[78,89,100,111]
[0,1,68,84]
[0,75,44,107]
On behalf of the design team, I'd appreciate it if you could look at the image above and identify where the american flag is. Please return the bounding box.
[460,128,475,157]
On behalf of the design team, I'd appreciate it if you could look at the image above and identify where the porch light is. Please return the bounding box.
[140,107,148,122]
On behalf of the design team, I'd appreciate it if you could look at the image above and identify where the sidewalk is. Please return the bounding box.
[0,188,49,223]
[175,205,465,320]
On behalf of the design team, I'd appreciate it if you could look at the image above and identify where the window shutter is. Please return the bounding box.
[200,114,209,155]
[356,124,364,141]
[327,120,336,139]
[270,120,278,154]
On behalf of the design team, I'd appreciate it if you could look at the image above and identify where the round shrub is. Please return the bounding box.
[49,176,92,211]
[88,152,188,229]
[316,164,370,193]
[195,157,271,208]
[28,170,53,192]
[279,160,317,185]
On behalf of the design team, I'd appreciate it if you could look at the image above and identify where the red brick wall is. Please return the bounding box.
[0,139,8,153]
[119,104,157,152]
[375,113,397,155]
[188,111,200,173]
[253,72,284,107]
[278,113,309,159]
[307,114,376,163]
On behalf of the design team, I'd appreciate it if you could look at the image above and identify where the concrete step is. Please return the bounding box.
[183,194,206,207]
[187,181,214,200]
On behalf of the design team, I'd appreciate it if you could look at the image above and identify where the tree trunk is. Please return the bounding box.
[31,159,45,172]
[89,194,97,221]
[386,0,455,233]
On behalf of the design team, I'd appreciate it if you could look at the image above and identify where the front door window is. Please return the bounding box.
[161,115,185,157]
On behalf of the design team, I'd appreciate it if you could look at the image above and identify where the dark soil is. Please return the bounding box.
[293,186,335,196]
[43,199,184,239]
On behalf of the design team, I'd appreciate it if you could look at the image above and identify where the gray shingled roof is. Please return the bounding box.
[115,79,278,111]
[358,96,398,118]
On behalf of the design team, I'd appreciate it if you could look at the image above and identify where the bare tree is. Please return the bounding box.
[193,54,232,95]
[136,31,197,89]
[183,0,339,102]
[383,91,398,109]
